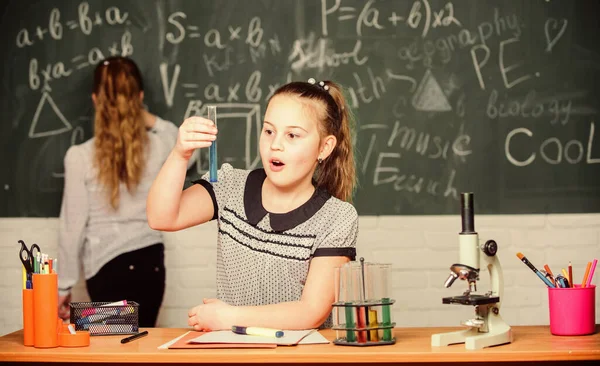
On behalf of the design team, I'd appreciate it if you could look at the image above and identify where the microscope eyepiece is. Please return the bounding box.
[460,192,476,234]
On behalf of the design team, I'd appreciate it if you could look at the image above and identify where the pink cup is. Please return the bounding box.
[548,284,596,336]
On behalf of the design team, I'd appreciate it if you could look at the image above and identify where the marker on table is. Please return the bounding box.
[516,252,556,288]
[120,330,148,344]
[231,326,284,338]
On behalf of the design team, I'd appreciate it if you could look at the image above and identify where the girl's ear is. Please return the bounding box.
[91,93,97,107]
[319,135,337,162]
[139,91,144,102]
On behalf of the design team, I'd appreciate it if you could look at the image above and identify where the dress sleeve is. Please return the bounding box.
[191,163,236,221]
[312,204,358,260]
[57,146,89,296]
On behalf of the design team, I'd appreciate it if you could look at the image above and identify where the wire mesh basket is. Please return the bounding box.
[70,301,139,336]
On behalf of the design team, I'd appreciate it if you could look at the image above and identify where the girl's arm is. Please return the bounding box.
[147,117,217,231]
[189,256,350,330]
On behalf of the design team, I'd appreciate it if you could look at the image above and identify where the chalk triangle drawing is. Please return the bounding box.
[29,92,73,138]
[411,69,452,112]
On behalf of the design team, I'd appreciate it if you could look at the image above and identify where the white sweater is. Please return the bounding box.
[58,117,187,296]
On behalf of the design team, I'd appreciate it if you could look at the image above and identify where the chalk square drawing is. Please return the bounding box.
[29,92,73,138]
[411,69,452,112]
[194,103,262,174]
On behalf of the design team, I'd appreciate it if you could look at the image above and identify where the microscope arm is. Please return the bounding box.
[482,240,504,307]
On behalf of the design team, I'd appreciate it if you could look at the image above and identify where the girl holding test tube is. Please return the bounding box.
[147,79,358,331]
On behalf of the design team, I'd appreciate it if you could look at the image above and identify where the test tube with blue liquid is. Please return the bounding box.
[208,105,218,182]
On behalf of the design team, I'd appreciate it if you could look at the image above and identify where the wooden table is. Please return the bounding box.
[1,326,599,365]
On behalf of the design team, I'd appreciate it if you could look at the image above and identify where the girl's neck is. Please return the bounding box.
[261,177,315,214]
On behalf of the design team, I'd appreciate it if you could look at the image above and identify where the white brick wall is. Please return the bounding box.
[1,214,598,336]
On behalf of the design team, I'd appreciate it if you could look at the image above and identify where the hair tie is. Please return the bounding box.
[308,78,329,91]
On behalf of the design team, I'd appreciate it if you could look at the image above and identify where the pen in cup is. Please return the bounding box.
[581,261,592,287]
[584,259,597,288]
[555,274,570,288]
[561,268,569,286]
[207,105,218,182]
[541,270,555,287]
[543,265,556,286]
[516,252,555,288]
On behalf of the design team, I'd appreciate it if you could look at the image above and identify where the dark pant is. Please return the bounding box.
[86,243,165,327]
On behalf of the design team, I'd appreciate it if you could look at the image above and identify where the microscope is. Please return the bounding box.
[431,193,513,350]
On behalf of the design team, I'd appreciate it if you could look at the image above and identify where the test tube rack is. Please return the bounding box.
[332,298,396,346]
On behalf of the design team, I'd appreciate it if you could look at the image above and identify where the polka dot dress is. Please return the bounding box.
[193,164,358,327]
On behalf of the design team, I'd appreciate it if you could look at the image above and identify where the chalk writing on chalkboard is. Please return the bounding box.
[1,0,598,217]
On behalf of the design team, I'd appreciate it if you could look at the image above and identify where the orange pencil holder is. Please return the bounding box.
[22,289,34,346]
[58,323,90,347]
[32,273,59,348]
[22,273,90,347]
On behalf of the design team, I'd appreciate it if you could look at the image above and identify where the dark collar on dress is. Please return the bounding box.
[244,169,331,232]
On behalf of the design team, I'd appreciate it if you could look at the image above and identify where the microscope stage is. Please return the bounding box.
[442,295,500,306]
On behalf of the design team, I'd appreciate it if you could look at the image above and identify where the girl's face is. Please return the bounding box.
[260,95,322,190]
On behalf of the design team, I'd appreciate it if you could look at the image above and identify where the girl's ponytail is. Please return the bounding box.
[314,82,356,202]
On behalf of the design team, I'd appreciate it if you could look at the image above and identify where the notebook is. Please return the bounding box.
[188,329,317,346]
[159,329,329,349]
[164,331,276,349]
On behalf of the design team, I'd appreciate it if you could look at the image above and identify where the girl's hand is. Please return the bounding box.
[187,298,235,331]
[175,116,217,160]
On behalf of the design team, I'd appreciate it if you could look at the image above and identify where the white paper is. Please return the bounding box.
[188,329,316,346]
[157,331,191,349]
[297,330,329,345]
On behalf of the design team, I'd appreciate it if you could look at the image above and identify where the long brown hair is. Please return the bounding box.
[271,81,356,202]
[92,57,147,210]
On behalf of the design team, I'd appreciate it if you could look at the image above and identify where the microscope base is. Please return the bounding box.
[431,317,513,350]
[431,327,512,350]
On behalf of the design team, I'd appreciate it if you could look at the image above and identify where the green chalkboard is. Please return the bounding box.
[1,0,599,217]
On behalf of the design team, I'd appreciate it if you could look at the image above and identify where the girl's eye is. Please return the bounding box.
[263,129,273,135]
[287,133,298,139]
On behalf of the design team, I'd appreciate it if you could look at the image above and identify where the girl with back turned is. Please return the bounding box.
[147,79,358,330]
[58,57,193,327]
